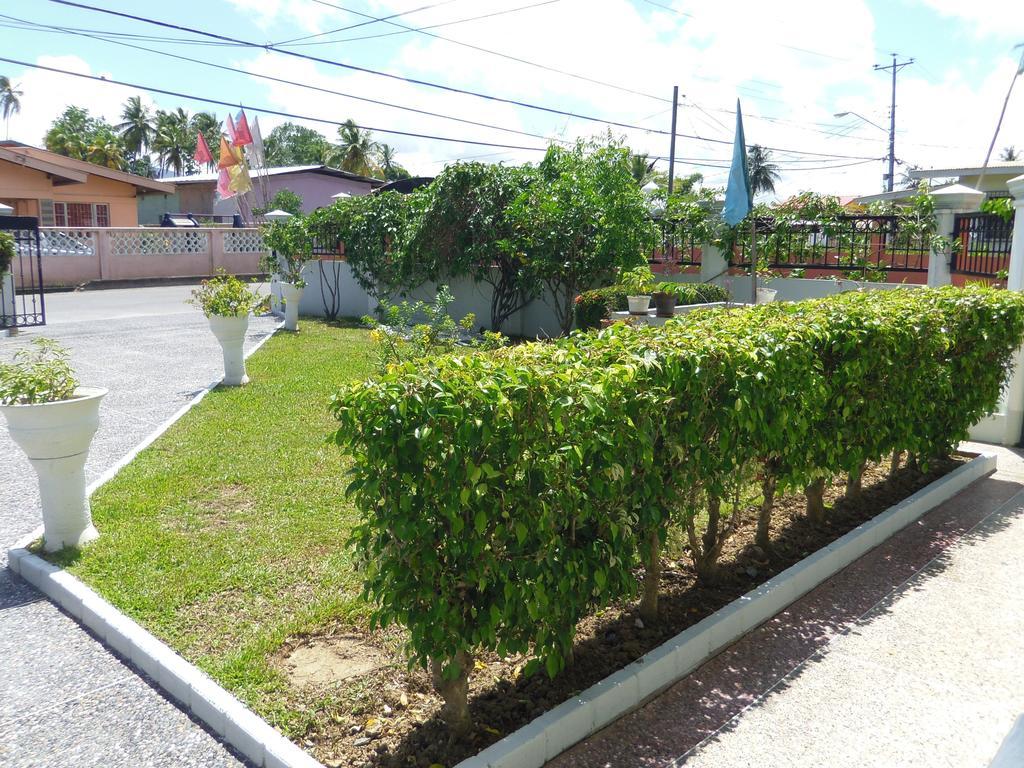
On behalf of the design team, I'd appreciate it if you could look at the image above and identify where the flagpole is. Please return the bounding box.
[750,217,758,305]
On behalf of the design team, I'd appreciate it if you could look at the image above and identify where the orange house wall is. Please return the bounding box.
[0,160,141,226]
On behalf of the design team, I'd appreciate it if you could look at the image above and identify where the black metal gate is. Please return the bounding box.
[0,215,46,329]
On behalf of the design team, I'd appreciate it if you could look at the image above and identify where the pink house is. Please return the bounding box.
[138,165,384,224]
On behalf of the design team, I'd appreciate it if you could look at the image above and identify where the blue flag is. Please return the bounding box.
[722,99,752,227]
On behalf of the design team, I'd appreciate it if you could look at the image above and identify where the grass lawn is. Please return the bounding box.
[48,319,376,735]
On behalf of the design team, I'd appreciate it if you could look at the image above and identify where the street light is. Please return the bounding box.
[834,111,891,190]
[833,111,886,132]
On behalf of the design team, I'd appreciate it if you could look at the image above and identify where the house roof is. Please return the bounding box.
[0,141,175,194]
[909,162,1024,179]
[161,164,384,186]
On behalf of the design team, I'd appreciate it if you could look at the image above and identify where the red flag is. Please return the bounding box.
[217,136,239,169]
[217,168,236,199]
[225,113,237,143]
[234,110,253,147]
[193,132,213,166]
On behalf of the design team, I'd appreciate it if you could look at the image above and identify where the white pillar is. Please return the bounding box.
[927,184,984,288]
[699,243,729,285]
[970,174,1024,445]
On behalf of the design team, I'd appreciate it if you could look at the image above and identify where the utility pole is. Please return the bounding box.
[667,85,679,195]
[874,53,914,192]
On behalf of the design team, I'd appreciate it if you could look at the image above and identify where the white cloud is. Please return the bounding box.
[913,0,1024,40]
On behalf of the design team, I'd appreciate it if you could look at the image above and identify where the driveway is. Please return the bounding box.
[1,285,277,767]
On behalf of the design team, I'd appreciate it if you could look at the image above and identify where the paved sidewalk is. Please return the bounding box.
[1,287,277,767]
[552,443,1024,768]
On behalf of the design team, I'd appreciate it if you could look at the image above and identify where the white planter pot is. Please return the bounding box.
[627,295,652,315]
[280,282,303,331]
[756,287,778,303]
[208,314,250,386]
[1,270,14,327]
[1,387,106,552]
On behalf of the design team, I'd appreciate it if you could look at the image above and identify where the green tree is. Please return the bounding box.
[1,75,22,139]
[153,108,194,176]
[629,152,655,185]
[263,122,331,166]
[329,119,380,177]
[263,188,304,215]
[507,139,659,334]
[377,143,411,181]
[45,106,127,168]
[116,95,153,159]
[747,144,781,196]
[87,127,126,169]
[1000,146,1020,161]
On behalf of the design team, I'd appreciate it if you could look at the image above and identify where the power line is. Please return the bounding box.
[274,0,462,45]
[0,13,564,145]
[47,0,685,136]
[264,0,673,104]
[0,55,551,153]
[44,0,883,161]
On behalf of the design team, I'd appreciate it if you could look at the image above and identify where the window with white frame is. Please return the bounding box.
[52,202,111,227]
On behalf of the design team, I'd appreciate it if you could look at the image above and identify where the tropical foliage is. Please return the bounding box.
[1,74,22,138]
[291,139,656,333]
[187,270,262,317]
[0,338,79,405]
[747,144,781,195]
[332,286,1024,733]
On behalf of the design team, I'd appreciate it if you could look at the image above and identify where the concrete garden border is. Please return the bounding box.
[4,318,323,768]
[457,451,997,768]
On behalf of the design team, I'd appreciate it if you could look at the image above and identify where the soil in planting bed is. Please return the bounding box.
[276,455,964,768]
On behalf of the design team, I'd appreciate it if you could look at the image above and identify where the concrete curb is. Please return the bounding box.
[6,546,321,768]
[4,318,322,768]
[458,451,997,768]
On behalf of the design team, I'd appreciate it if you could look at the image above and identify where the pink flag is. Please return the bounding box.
[193,131,213,167]
[217,168,236,199]
[233,110,253,147]
[225,112,237,143]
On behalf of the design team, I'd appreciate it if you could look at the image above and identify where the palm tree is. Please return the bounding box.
[152,108,192,175]
[329,119,380,177]
[0,75,22,139]
[190,111,222,170]
[629,152,656,185]
[87,129,126,170]
[1000,146,1020,162]
[116,96,153,159]
[747,144,781,196]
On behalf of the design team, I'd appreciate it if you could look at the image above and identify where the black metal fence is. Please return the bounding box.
[0,216,46,329]
[650,219,702,266]
[952,212,1014,278]
[732,214,930,274]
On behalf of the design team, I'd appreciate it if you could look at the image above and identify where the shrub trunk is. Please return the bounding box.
[430,651,472,735]
[805,477,827,524]
[639,530,661,623]
[756,472,777,552]
[688,496,734,584]
[845,461,866,499]
[889,450,901,475]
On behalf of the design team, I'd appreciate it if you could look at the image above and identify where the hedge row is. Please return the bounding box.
[574,281,730,330]
[330,286,1024,731]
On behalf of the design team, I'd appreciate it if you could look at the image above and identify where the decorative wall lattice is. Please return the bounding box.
[36,229,97,257]
[224,230,267,254]
[110,230,209,256]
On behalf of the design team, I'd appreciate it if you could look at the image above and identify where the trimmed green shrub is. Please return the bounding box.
[331,286,1024,732]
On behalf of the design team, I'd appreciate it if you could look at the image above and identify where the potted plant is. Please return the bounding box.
[261,217,309,332]
[652,281,683,317]
[189,270,262,386]
[621,265,655,315]
[0,339,106,552]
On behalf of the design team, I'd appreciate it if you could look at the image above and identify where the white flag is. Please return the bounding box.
[250,116,266,170]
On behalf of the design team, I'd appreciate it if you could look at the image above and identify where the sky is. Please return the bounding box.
[0,0,1022,199]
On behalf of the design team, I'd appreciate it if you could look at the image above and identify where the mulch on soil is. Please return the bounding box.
[276,455,963,768]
